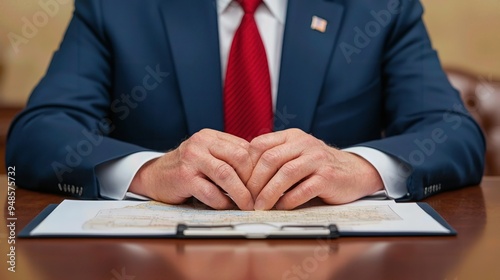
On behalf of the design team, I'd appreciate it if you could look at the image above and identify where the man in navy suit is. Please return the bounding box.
[6,0,485,210]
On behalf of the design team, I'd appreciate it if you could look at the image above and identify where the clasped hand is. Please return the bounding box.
[130,129,383,210]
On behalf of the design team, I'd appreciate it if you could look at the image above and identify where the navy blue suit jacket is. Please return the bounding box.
[6,0,485,200]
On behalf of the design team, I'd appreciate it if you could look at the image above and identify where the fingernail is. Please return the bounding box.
[254,199,266,211]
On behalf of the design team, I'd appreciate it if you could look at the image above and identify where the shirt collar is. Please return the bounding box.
[217,0,287,24]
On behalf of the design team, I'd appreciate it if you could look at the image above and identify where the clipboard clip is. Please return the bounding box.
[176,223,339,239]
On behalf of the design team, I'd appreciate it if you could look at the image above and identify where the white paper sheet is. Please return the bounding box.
[27,199,451,237]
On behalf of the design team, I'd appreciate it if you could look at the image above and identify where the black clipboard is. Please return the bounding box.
[18,202,455,239]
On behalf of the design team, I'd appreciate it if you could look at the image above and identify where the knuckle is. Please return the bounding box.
[299,182,317,198]
[214,163,233,182]
[189,131,206,144]
[198,128,212,135]
[234,188,252,203]
[287,128,306,139]
[197,189,221,208]
[311,150,327,162]
[261,150,281,167]
[258,191,274,204]
[290,128,303,135]
[318,165,336,181]
[246,177,260,191]
[239,141,250,150]
[281,162,299,177]
[232,148,250,164]
[198,183,216,197]
[178,143,197,161]
[305,136,321,146]
[198,186,233,210]
[260,183,281,201]
[249,137,267,153]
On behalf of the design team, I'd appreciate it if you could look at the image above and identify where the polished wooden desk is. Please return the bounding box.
[1,176,499,280]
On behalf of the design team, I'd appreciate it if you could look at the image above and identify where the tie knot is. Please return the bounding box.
[238,0,262,14]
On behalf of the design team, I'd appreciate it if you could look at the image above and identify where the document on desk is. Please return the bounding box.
[20,199,456,238]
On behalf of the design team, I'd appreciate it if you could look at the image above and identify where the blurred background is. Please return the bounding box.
[1,0,500,174]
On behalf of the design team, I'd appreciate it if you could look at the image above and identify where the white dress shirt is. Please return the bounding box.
[97,0,409,200]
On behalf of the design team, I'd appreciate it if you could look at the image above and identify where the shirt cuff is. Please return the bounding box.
[342,146,409,199]
[95,151,164,200]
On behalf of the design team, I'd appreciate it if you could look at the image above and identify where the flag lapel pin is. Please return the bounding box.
[311,16,327,33]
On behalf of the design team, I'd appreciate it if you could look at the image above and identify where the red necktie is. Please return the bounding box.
[224,0,273,141]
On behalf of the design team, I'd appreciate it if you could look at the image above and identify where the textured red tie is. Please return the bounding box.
[224,0,273,141]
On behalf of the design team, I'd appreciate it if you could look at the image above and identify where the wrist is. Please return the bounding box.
[129,158,158,199]
[357,155,384,192]
[343,151,384,194]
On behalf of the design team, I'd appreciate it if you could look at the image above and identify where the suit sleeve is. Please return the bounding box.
[357,0,485,200]
[6,0,149,198]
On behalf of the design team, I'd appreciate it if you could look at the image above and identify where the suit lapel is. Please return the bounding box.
[276,0,345,132]
[159,0,224,134]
